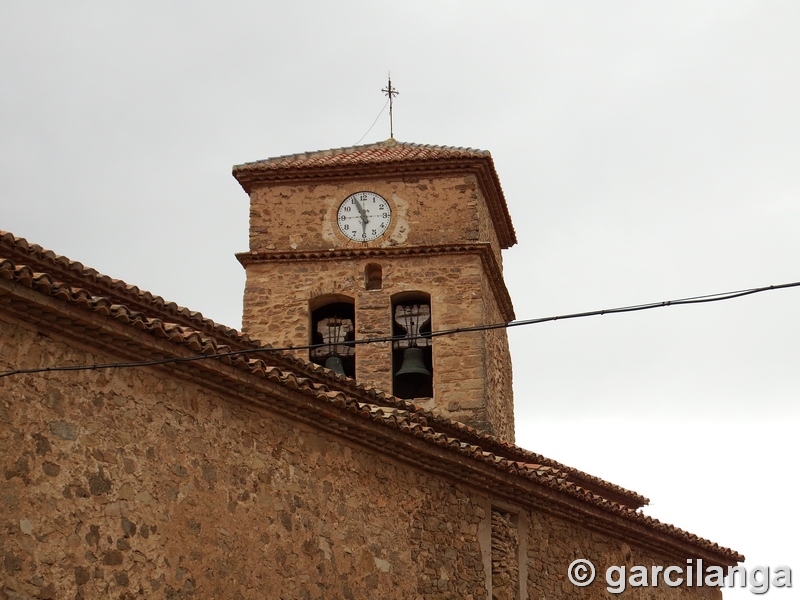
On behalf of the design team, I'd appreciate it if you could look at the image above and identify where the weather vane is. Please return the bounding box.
[381,74,399,139]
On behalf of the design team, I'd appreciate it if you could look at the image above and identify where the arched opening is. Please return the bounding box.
[364,263,382,290]
[309,295,355,378]
[391,292,433,399]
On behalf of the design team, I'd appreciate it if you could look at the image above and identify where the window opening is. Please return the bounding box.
[392,296,433,398]
[310,301,355,378]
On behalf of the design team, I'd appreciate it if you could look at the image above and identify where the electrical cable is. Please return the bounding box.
[353,98,390,146]
[1,280,798,379]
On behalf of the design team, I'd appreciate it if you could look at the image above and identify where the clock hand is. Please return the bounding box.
[352,197,369,225]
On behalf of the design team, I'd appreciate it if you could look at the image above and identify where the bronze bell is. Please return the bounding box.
[324,355,346,377]
[395,347,432,383]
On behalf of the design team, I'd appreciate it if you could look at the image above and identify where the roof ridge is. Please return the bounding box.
[0,230,253,347]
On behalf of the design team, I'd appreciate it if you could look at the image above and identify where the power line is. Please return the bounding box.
[353,97,390,146]
[1,280,798,380]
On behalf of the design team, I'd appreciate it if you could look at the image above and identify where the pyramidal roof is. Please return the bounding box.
[232,139,517,247]
[234,139,490,170]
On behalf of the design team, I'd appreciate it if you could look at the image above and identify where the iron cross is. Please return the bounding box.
[381,74,399,139]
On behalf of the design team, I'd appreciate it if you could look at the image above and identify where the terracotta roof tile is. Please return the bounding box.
[0,231,249,345]
[235,139,490,170]
[413,413,649,508]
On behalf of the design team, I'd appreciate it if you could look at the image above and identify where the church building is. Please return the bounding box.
[0,140,740,598]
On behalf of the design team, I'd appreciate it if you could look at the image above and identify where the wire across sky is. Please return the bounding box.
[1,280,797,379]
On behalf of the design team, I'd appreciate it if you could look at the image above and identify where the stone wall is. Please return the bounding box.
[0,310,725,600]
[242,252,513,439]
[524,510,723,600]
[0,314,491,599]
[247,174,503,264]
[480,266,515,442]
[490,510,519,600]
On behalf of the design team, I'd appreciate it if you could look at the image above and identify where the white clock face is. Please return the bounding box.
[337,192,392,242]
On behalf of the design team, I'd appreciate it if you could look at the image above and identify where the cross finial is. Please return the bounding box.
[381,73,399,139]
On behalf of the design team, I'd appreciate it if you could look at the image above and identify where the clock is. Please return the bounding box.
[337,192,392,242]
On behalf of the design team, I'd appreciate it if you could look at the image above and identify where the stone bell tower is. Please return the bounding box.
[233,139,518,441]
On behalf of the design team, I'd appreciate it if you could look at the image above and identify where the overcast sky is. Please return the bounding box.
[2,3,797,595]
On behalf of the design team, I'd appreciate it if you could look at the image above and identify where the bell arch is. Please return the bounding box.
[309,294,355,378]
[391,291,433,399]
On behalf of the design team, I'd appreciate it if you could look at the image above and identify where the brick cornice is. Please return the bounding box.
[236,242,516,322]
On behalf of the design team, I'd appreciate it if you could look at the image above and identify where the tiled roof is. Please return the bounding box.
[0,231,249,346]
[0,232,418,402]
[235,139,491,170]
[417,414,649,507]
[0,234,742,564]
[232,139,517,249]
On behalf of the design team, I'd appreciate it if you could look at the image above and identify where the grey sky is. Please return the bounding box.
[2,3,797,594]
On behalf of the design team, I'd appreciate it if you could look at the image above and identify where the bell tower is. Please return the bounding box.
[233,139,518,441]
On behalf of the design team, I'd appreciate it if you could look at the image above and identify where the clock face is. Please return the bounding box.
[337,192,392,242]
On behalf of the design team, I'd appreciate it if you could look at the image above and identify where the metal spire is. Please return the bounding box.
[381,74,399,139]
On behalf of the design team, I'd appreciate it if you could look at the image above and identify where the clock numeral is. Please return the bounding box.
[371,229,377,236]
[339,215,346,221]
[343,224,349,230]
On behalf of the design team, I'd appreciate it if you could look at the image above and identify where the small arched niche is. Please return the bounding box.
[391,291,433,399]
[309,294,356,378]
[364,263,382,290]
